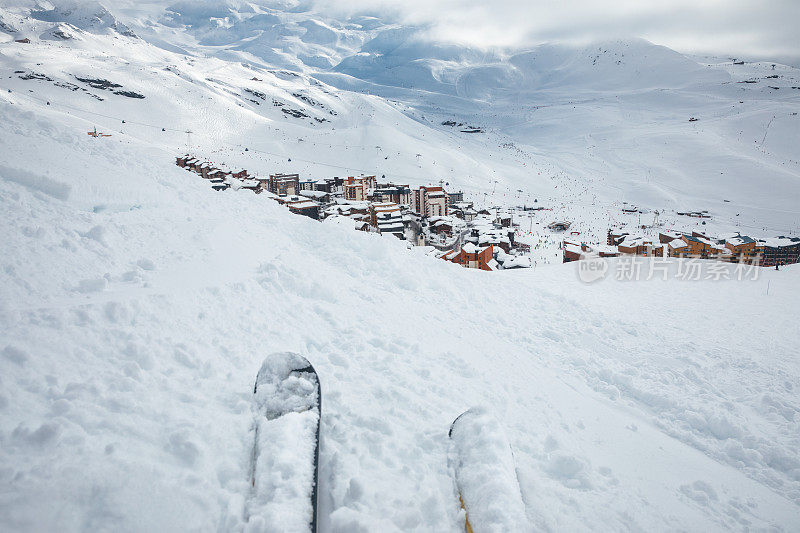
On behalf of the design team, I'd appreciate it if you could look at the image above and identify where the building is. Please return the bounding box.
[447,191,464,205]
[659,231,680,244]
[314,177,344,195]
[757,237,800,266]
[724,235,757,261]
[617,236,663,257]
[563,241,588,263]
[369,202,404,236]
[208,169,228,181]
[548,221,572,232]
[370,185,411,206]
[668,239,690,257]
[299,189,331,203]
[412,186,448,218]
[429,217,453,235]
[443,243,494,270]
[681,234,712,258]
[269,173,300,196]
[608,230,629,246]
[344,176,376,201]
[286,198,319,219]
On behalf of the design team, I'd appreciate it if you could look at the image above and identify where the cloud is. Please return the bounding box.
[314,0,800,63]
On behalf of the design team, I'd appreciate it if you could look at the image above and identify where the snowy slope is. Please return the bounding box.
[1,2,800,531]
[1,95,799,530]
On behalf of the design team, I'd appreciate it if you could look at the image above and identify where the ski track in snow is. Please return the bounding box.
[0,3,799,531]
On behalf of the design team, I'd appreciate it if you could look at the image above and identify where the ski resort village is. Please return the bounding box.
[1,1,800,532]
[176,155,800,272]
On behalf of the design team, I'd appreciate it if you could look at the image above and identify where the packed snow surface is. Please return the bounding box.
[0,1,799,532]
[449,408,528,532]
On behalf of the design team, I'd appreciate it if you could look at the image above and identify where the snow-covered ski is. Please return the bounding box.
[247,353,321,532]
[449,408,528,532]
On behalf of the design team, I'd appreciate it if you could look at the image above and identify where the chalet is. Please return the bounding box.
[515,242,532,253]
[323,201,370,221]
[15,38,31,44]
[668,239,689,257]
[478,229,512,253]
[200,164,218,179]
[208,169,228,181]
[176,155,191,167]
[299,189,331,203]
[232,169,250,180]
[608,230,629,246]
[445,243,495,271]
[239,179,260,193]
[369,202,404,236]
[412,186,448,218]
[429,219,453,235]
[563,241,588,263]
[497,214,512,228]
[453,207,477,222]
[659,231,680,244]
[287,199,319,220]
[269,173,300,196]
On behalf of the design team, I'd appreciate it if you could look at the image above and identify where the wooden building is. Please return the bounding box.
[369,202,404,236]
[444,243,494,271]
[287,199,320,219]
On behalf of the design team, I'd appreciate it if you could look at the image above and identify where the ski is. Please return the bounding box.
[247,353,321,532]
[449,408,528,532]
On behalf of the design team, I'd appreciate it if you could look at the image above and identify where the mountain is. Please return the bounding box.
[0,1,799,531]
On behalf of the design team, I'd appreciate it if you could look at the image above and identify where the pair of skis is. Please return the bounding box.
[247,353,525,532]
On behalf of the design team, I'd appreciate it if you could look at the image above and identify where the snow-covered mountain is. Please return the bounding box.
[0,1,799,531]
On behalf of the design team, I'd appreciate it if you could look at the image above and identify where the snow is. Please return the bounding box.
[449,408,528,532]
[0,1,799,531]
[461,242,478,254]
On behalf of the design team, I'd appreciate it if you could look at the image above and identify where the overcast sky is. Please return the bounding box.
[318,0,800,64]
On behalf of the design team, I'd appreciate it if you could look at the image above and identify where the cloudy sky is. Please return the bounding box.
[318,0,800,64]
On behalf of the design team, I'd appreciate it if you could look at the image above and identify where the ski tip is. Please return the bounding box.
[449,407,488,438]
[254,352,317,394]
